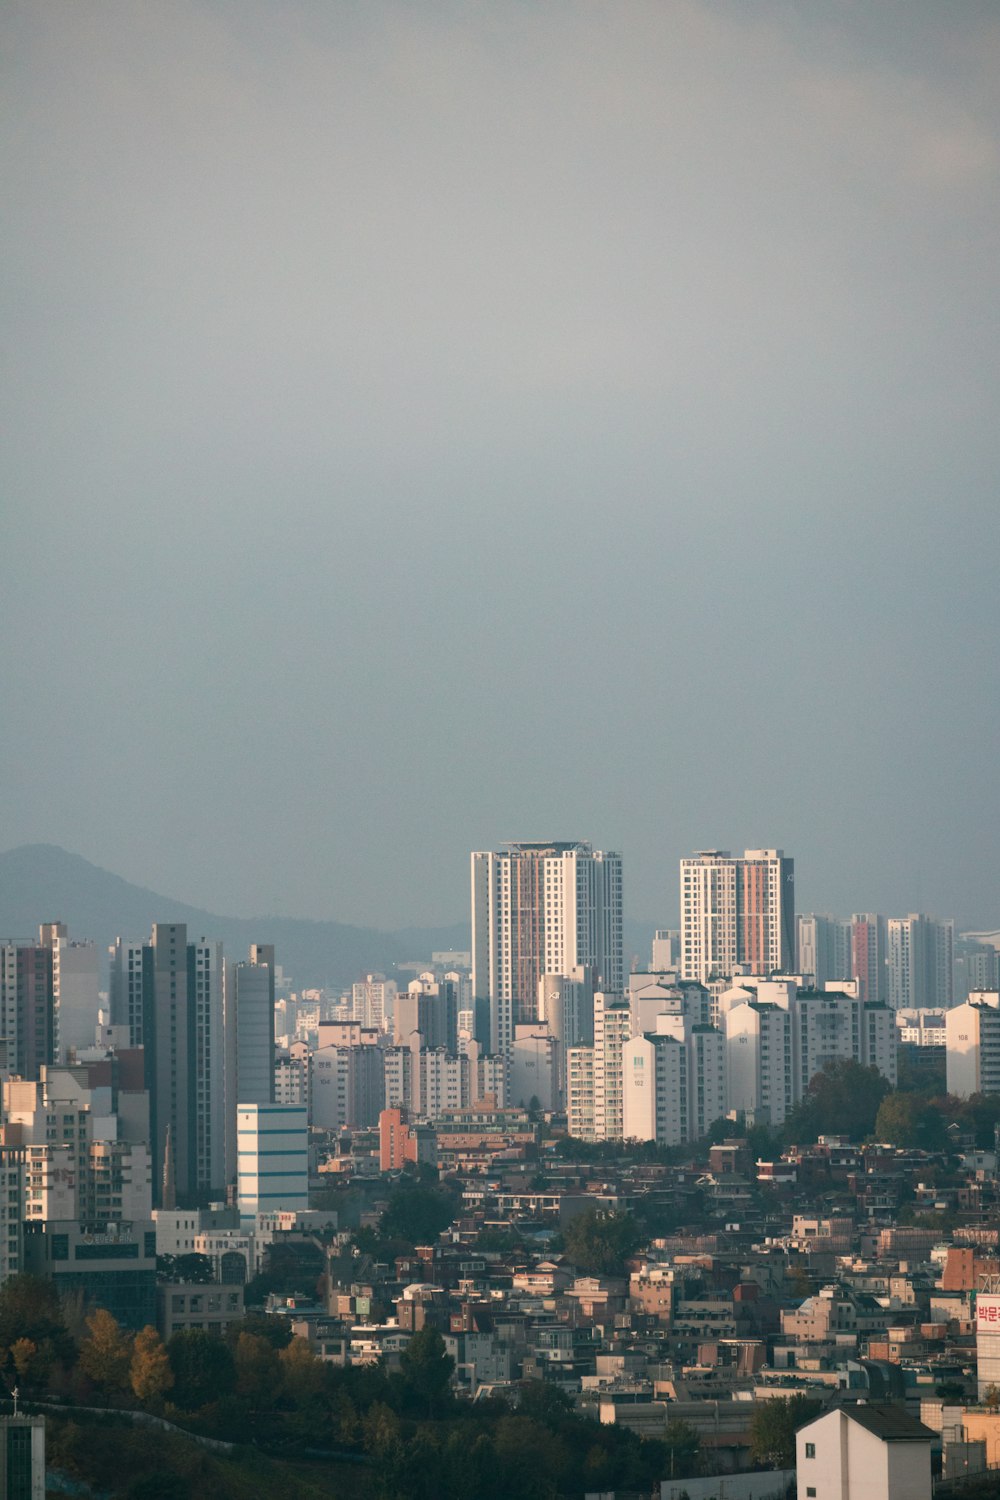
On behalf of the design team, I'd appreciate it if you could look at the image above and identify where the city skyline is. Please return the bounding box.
[0,837,992,947]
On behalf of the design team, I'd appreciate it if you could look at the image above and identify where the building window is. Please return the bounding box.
[805,1444,816,1458]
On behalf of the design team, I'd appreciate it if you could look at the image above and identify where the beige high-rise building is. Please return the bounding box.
[471,842,623,1054]
[680,849,794,984]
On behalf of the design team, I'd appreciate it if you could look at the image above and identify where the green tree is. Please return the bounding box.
[517,1379,575,1424]
[380,1185,457,1248]
[130,1325,174,1406]
[875,1091,948,1150]
[399,1325,454,1417]
[233,1330,279,1404]
[663,1418,701,1478]
[225,1312,293,1350]
[958,1094,1000,1149]
[167,1328,236,1411]
[0,1274,75,1365]
[749,1395,822,1468]
[493,1414,573,1500]
[784,1059,890,1144]
[78,1308,132,1396]
[563,1207,642,1276]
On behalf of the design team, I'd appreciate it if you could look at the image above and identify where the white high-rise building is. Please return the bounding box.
[622,1032,685,1146]
[593,992,631,1142]
[538,967,594,1109]
[888,915,955,1010]
[721,978,897,1110]
[946,992,1000,1098]
[39,924,100,1062]
[797,915,852,990]
[567,1046,596,1142]
[352,974,397,1031]
[236,1103,308,1219]
[510,1024,557,1113]
[311,1044,385,1129]
[680,849,795,984]
[725,1000,795,1127]
[471,842,623,1054]
[622,1013,725,1147]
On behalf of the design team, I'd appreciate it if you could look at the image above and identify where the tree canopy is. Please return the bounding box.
[875,1091,948,1150]
[167,1328,236,1411]
[378,1184,458,1248]
[562,1208,642,1277]
[749,1395,822,1468]
[783,1059,890,1143]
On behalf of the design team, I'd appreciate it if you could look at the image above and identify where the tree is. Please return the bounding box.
[663,1418,701,1478]
[225,1312,292,1350]
[278,1335,327,1406]
[78,1309,132,1396]
[233,1331,279,1405]
[130,1325,174,1406]
[749,1395,822,1468]
[399,1325,454,1417]
[10,1338,41,1386]
[784,1059,890,1144]
[563,1208,642,1276]
[167,1329,236,1410]
[379,1185,457,1248]
[875,1092,947,1150]
[0,1274,74,1364]
[517,1379,575,1425]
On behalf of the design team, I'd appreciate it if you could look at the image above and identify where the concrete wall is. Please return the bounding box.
[661,1473,794,1500]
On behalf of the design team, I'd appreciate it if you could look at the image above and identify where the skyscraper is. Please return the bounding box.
[887,914,954,1010]
[471,841,623,1054]
[224,946,277,1185]
[797,914,852,989]
[0,941,54,1081]
[851,913,888,1005]
[109,924,223,1205]
[38,923,99,1062]
[680,849,795,984]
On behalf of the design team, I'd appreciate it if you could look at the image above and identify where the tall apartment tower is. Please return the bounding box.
[38,923,100,1062]
[946,992,1000,1097]
[680,849,795,985]
[224,947,277,1186]
[0,942,54,1081]
[471,841,623,1054]
[797,915,852,989]
[888,915,955,1010]
[109,924,224,1205]
[851,914,888,1005]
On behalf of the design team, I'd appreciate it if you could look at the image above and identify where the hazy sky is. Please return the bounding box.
[3,1,999,931]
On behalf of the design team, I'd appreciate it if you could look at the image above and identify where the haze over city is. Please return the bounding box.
[3,1,999,931]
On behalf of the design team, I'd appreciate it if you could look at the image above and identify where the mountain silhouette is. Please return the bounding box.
[0,844,468,990]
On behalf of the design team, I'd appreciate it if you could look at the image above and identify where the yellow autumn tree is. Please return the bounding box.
[79,1309,132,1396]
[130,1324,174,1406]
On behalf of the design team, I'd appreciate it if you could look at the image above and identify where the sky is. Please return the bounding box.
[3,0,999,931]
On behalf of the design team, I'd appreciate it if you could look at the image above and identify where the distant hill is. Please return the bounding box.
[0,844,659,992]
[0,844,468,990]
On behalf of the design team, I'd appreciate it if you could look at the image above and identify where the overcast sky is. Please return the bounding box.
[3,0,999,931]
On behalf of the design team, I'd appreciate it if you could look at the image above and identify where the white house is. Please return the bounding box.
[796,1403,933,1500]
